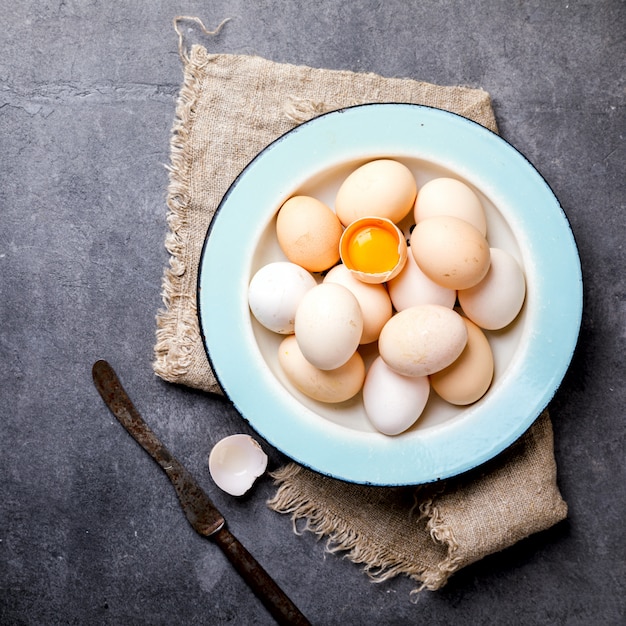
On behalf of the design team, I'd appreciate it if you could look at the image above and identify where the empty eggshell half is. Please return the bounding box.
[209,434,269,496]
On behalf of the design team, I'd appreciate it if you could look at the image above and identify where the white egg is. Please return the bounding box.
[208,434,268,496]
[248,262,317,334]
[378,305,468,377]
[387,248,456,311]
[458,248,526,330]
[294,283,363,370]
[363,356,430,435]
[323,264,393,344]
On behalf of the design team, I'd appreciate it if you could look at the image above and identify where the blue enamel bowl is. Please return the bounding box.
[198,103,582,486]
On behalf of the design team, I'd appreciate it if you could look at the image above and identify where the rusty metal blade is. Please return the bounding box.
[91,360,311,626]
[92,359,224,536]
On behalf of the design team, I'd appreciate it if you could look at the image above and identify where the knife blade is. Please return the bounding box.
[92,360,310,626]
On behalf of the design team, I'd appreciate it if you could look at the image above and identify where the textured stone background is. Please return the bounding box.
[1,2,624,624]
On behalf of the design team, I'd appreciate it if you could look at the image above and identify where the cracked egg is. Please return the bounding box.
[339,216,408,284]
[208,434,268,496]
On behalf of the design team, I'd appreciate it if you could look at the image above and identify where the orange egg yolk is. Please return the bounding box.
[345,225,400,274]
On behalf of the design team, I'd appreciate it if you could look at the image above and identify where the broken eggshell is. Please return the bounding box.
[339,216,408,284]
[208,434,269,496]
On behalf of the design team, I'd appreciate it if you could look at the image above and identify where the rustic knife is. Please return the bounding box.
[92,359,310,626]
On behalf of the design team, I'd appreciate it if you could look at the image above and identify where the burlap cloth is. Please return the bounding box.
[154,28,567,592]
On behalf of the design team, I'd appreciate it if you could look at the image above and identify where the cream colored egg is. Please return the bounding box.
[277,335,365,403]
[414,177,487,235]
[276,195,343,272]
[410,215,491,290]
[458,248,526,330]
[430,317,494,405]
[378,305,468,377]
[294,283,363,370]
[335,159,417,226]
[323,264,392,344]
[248,262,317,334]
[363,356,430,435]
[387,248,456,311]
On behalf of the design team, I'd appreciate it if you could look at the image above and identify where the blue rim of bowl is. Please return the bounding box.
[197,103,583,486]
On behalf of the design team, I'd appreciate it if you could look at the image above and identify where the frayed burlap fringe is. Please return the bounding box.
[268,464,461,593]
[417,496,464,591]
[153,42,196,380]
[153,43,222,393]
[268,411,567,593]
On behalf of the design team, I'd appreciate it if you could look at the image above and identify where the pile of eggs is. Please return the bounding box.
[248,159,526,436]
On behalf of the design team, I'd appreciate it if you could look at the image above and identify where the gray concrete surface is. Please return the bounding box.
[2,1,624,624]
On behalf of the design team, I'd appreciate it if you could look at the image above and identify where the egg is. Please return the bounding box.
[277,335,365,403]
[378,304,468,377]
[387,248,456,311]
[323,264,392,344]
[248,262,317,334]
[429,317,494,405]
[339,216,408,283]
[410,215,491,290]
[335,159,417,226]
[363,356,430,435]
[294,283,363,370]
[458,248,526,330]
[208,434,268,496]
[276,195,343,272]
[413,177,487,235]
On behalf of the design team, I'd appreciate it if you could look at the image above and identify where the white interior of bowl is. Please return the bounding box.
[248,155,529,434]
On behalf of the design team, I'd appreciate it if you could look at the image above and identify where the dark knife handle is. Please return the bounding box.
[212,526,311,626]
